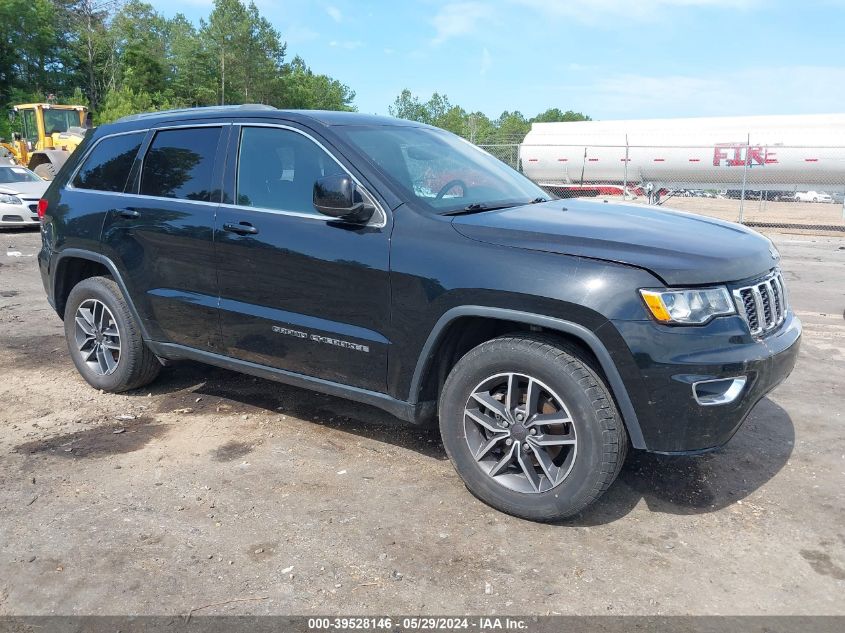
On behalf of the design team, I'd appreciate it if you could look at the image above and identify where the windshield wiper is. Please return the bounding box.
[441,202,517,216]
[529,197,548,204]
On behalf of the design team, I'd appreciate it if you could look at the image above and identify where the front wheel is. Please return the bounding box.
[439,334,627,521]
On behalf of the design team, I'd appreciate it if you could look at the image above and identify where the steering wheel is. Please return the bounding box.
[435,179,467,200]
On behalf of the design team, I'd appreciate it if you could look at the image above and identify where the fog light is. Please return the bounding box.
[692,376,747,406]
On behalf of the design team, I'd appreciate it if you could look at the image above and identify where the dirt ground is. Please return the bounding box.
[630,196,845,227]
[0,226,843,616]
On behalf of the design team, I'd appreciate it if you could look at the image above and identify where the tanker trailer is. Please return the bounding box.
[519,113,845,197]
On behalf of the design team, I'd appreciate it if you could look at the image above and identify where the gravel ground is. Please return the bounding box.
[630,197,845,227]
[0,227,843,616]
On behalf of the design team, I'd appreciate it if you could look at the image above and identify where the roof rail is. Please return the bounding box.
[116,104,277,123]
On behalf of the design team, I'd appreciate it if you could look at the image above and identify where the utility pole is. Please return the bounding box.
[739,132,750,223]
[623,134,629,199]
[221,51,226,105]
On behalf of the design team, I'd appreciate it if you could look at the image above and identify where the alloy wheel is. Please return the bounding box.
[463,372,578,494]
[74,299,121,376]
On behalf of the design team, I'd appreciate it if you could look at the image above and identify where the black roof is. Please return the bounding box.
[112,105,418,129]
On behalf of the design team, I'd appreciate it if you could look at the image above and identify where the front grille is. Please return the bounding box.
[28,203,38,213]
[734,271,788,336]
[2,214,24,222]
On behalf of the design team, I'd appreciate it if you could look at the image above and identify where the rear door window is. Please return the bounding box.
[140,127,222,201]
[72,132,144,192]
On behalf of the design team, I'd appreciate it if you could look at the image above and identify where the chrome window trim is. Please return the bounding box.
[65,129,149,191]
[66,121,388,228]
[64,187,219,207]
[229,122,388,229]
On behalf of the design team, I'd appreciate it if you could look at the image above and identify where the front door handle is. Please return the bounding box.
[223,222,259,235]
[116,208,139,219]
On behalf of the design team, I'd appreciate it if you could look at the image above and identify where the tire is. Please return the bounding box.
[63,276,160,392]
[33,162,58,180]
[439,333,627,521]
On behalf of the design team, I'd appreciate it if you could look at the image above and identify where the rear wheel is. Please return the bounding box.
[63,276,160,392]
[439,334,627,521]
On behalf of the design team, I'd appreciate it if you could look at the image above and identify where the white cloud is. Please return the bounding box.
[329,40,364,50]
[480,47,492,76]
[511,0,760,22]
[431,2,490,44]
[281,25,320,45]
[326,6,342,22]
[563,66,845,118]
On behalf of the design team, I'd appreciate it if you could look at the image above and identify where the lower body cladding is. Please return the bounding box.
[609,312,801,454]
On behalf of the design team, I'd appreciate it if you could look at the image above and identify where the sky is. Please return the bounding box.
[150,0,845,121]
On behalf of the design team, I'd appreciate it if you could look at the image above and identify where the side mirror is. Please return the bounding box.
[313,174,374,224]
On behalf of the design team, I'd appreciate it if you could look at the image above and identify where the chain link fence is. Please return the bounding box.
[478,142,845,232]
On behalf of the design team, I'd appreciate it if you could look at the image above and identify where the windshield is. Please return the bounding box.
[0,166,41,184]
[336,125,549,213]
[43,109,80,135]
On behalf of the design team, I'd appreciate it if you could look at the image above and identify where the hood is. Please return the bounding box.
[451,199,778,285]
[0,180,49,199]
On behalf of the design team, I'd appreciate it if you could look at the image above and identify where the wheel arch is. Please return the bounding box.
[409,306,646,449]
[53,249,151,341]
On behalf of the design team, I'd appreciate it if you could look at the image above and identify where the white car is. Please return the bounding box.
[795,190,833,203]
[0,166,48,228]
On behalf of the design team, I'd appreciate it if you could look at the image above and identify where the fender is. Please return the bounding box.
[52,248,152,342]
[408,306,647,449]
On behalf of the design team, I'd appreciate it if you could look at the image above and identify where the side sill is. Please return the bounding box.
[147,341,431,425]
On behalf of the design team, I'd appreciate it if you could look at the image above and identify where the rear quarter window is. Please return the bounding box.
[72,132,145,192]
[139,127,222,201]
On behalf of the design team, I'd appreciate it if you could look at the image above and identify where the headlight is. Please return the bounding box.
[640,287,735,325]
[0,194,23,205]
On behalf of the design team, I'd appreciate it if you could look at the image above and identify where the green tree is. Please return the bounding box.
[1,0,358,128]
[494,111,530,142]
[111,1,169,96]
[201,0,250,105]
[63,0,116,111]
[165,14,215,106]
[95,86,184,124]
[241,2,286,103]
[0,0,61,103]
[278,56,355,110]
[532,107,591,123]
[389,89,431,123]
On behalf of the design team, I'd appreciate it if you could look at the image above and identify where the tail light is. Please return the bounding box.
[37,198,48,219]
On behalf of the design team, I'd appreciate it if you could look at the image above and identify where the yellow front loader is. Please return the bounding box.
[1,103,89,180]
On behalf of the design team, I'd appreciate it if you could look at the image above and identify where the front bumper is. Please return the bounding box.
[0,202,39,227]
[607,312,801,453]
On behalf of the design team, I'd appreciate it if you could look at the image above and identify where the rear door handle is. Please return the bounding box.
[115,208,139,219]
[223,222,259,235]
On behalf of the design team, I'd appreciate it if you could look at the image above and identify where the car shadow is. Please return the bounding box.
[137,362,793,523]
[566,397,795,525]
[0,226,40,234]
[140,361,446,460]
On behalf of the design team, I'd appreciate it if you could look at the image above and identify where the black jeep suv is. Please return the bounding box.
[37,106,800,521]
